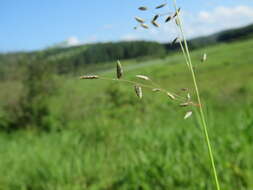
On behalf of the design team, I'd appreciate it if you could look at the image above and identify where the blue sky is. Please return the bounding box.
[1,0,253,52]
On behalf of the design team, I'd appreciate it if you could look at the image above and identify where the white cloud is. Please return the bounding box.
[65,36,80,46]
[121,34,140,41]
[198,6,253,24]
[186,5,253,37]
[50,36,81,48]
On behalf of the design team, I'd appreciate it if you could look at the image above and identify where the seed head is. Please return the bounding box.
[134,85,143,99]
[80,75,99,79]
[152,14,159,22]
[201,53,207,62]
[151,21,159,27]
[135,16,145,23]
[138,6,148,11]
[180,102,190,107]
[167,92,176,100]
[173,8,181,18]
[136,75,150,81]
[165,16,172,23]
[184,111,193,119]
[152,88,161,92]
[141,23,149,29]
[187,93,191,100]
[116,60,123,79]
[156,3,167,9]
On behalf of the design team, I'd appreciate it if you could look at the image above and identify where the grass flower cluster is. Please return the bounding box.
[81,0,221,189]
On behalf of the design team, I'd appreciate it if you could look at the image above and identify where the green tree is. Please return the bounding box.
[0,61,57,132]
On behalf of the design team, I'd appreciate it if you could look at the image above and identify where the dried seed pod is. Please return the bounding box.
[136,75,150,81]
[201,53,207,62]
[151,21,159,27]
[135,16,145,23]
[173,8,181,18]
[152,14,159,22]
[156,3,167,9]
[184,111,193,119]
[165,15,172,23]
[152,88,161,92]
[80,75,99,79]
[134,85,143,99]
[116,60,123,79]
[167,92,176,100]
[180,102,190,107]
[141,23,149,29]
[138,6,148,11]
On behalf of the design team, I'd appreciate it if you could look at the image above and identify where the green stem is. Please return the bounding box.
[172,1,221,189]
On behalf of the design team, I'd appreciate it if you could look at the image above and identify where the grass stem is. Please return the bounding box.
[172,0,221,189]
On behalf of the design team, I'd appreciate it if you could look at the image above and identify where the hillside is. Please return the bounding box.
[188,23,253,48]
[0,32,253,189]
[1,23,253,75]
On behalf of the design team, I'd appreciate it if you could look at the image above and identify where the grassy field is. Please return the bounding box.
[0,38,253,190]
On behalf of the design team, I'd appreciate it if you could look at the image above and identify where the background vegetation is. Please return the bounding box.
[0,24,252,189]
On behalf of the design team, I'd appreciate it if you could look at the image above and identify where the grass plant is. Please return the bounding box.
[80,0,222,189]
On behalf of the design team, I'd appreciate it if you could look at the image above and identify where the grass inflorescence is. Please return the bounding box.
[81,0,222,189]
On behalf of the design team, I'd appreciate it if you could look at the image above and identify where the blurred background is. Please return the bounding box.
[0,0,253,189]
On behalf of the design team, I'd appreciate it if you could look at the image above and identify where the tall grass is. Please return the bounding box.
[1,36,253,189]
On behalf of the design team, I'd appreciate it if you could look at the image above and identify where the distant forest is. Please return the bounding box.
[0,23,253,76]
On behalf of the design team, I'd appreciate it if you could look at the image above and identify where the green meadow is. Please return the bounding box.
[0,38,253,190]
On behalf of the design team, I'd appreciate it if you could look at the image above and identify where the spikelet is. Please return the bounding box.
[116,60,123,79]
[165,16,172,23]
[136,75,150,81]
[156,3,167,9]
[151,20,159,27]
[80,75,99,79]
[167,92,176,100]
[201,53,207,62]
[141,23,149,29]
[187,93,191,100]
[152,88,161,92]
[134,85,143,99]
[173,8,181,18]
[138,6,148,11]
[135,16,145,23]
[180,102,190,107]
[152,14,159,22]
[184,111,193,119]
[175,17,180,26]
